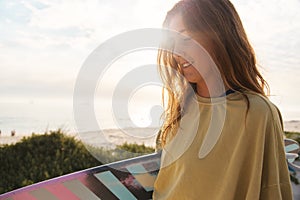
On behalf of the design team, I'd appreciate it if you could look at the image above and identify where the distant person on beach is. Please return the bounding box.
[11,130,15,137]
[154,0,292,199]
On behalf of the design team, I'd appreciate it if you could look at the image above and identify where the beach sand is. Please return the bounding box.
[0,136,24,145]
[77,127,158,148]
[284,120,300,132]
[0,127,159,147]
[1,121,299,146]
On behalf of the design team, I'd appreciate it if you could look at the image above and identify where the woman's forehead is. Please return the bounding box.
[168,15,208,43]
[168,14,187,34]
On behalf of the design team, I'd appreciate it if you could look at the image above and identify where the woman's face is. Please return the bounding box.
[168,14,212,85]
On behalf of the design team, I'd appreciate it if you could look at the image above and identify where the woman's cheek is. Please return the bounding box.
[183,67,203,83]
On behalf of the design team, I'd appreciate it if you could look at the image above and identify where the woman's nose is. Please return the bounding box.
[173,53,185,64]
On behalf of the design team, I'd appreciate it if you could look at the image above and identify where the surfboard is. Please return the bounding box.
[285,138,300,172]
[0,152,161,200]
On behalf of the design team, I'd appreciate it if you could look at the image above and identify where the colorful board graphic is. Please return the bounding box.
[285,138,300,172]
[0,152,161,200]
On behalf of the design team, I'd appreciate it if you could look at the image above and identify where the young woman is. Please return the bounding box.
[154,0,293,199]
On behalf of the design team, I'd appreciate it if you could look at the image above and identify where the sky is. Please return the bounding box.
[0,0,300,124]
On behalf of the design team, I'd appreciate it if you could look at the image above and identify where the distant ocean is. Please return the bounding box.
[0,100,161,137]
[0,100,299,137]
[0,100,74,136]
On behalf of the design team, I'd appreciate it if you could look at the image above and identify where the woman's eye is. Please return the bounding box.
[178,38,191,47]
[181,36,192,43]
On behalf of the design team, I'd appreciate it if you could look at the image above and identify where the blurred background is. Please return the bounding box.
[0,0,299,136]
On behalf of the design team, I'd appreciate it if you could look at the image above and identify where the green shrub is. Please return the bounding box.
[0,130,155,194]
[0,130,101,194]
[117,142,155,154]
[285,131,300,144]
[87,142,155,164]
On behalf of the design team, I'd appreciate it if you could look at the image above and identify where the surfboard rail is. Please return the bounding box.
[0,152,161,200]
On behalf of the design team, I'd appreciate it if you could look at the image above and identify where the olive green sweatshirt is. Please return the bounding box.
[153,92,292,200]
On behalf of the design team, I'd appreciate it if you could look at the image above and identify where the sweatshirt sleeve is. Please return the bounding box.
[259,105,293,200]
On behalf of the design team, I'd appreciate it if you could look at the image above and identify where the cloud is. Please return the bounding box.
[19,0,178,51]
[0,0,177,102]
[232,0,300,68]
[0,0,178,53]
[27,0,176,30]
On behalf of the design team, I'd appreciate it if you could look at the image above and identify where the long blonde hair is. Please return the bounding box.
[157,0,269,147]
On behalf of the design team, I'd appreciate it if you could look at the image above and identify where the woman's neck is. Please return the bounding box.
[196,80,228,98]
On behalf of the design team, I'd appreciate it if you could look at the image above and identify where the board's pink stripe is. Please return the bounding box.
[45,184,81,200]
[12,192,38,200]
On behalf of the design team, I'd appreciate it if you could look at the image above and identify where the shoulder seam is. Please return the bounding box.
[247,93,279,125]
